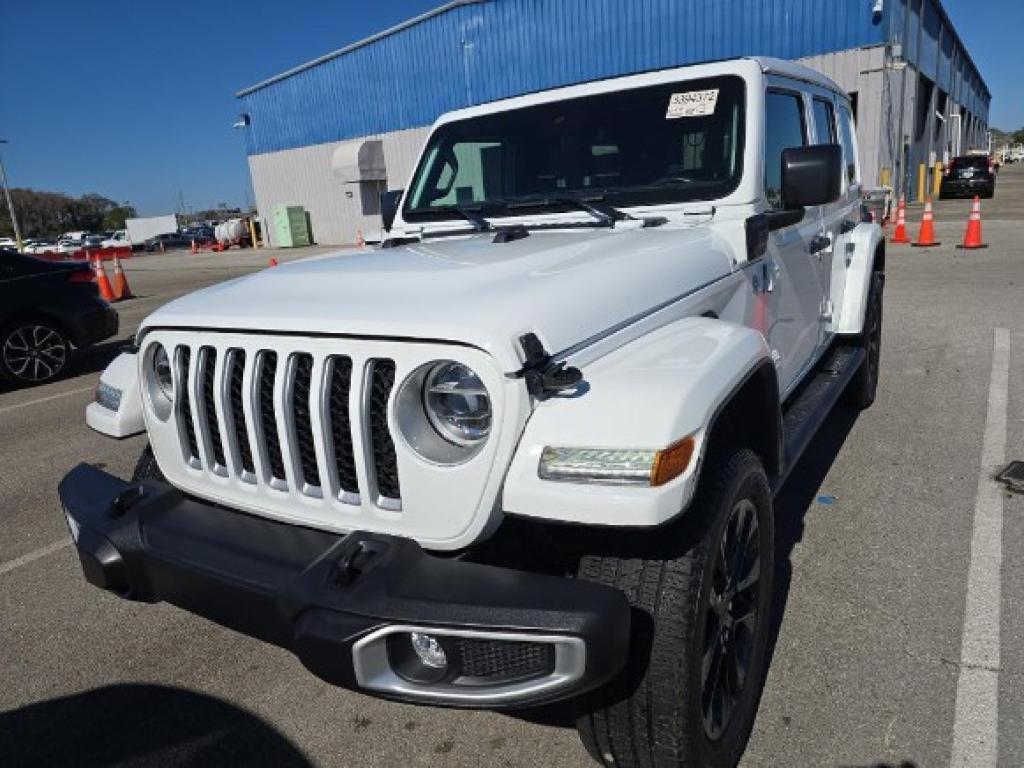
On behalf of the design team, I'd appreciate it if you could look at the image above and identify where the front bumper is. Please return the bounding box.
[58,464,630,708]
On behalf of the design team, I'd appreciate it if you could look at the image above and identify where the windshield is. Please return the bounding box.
[403,75,745,223]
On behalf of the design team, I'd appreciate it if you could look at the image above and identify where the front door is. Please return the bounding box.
[761,87,825,396]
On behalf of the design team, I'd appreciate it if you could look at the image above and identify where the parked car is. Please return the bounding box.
[0,237,17,248]
[22,239,58,254]
[0,248,118,386]
[55,238,84,254]
[101,229,131,249]
[940,155,996,199]
[82,235,106,249]
[61,57,883,765]
[143,232,199,252]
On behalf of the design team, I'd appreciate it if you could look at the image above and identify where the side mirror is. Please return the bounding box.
[781,144,843,207]
[380,189,404,232]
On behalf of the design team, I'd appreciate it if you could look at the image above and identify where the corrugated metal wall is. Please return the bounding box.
[239,0,888,156]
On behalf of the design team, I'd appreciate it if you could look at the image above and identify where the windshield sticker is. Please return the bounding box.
[666,89,719,119]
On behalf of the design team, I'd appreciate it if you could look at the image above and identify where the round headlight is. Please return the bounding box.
[423,362,491,446]
[152,344,173,400]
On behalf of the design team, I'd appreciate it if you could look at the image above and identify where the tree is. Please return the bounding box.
[0,189,136,238]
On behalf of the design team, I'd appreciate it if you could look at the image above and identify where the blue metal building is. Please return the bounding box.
[236,0,990,245]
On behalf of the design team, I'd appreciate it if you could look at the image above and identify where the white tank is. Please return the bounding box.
[215,218,247,243]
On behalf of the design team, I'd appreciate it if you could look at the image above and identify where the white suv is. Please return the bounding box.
[62,56,882,767]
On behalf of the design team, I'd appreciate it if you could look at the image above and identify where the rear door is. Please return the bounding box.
[809,91,859,353]
[762,85,825,396]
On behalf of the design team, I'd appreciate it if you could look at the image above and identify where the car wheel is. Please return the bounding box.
[576,448,774,768]
[0,320,70,386]
[845,270,884,409]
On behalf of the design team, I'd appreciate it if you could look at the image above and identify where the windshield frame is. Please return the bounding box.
[401,74,747,225]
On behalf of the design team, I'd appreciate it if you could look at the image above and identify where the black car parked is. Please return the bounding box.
[144,231,212,252]
[940,155,996,199]
[0,248,118,386]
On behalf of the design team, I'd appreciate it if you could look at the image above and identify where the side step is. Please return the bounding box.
[772,345,865,494]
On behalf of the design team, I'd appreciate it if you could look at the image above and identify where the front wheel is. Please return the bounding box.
[845,270,884,409]
[0,320,70,386]
[576,448,775,768]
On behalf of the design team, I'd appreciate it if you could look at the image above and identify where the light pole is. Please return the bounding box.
[0,140,23,251]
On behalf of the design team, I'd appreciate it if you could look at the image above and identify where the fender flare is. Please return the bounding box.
[502,316,774,527]
[837,222,884,336]
[85,352,145,439]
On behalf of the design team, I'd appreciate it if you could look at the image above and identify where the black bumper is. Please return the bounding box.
[58,464,630,708]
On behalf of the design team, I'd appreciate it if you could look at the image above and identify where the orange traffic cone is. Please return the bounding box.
[191,239,198,254]
[911,198,941,247]
[268,257,278,267]
[110,253,134,300]
[891,197,911,244]
[956,196,987,250]
[355,229,366,247]
[93,257,116,301]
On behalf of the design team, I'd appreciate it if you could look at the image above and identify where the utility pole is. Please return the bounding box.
[0,140,23,251]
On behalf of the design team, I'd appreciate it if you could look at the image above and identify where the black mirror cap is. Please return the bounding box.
[781,144,843,208]
[380,189,404,232]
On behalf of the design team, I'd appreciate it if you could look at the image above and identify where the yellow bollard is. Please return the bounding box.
[932,161,943,198]
[248,217,259,248]
[880,167,892,188]
[917,163,927,203]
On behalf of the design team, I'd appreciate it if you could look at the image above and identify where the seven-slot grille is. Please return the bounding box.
[173,342,400,506]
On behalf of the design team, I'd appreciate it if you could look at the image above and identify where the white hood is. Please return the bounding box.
[142,226,733,372]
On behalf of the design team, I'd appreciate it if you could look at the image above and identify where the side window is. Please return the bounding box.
[838,104,859,184]
[811,98,836,144]
[764,90,807,210]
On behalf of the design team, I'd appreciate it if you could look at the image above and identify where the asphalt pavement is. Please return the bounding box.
[1,171,1023,768]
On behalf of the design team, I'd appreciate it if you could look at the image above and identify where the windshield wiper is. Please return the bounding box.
[506,195,622,227]
[505,195,667,228]
[431,205,493,232]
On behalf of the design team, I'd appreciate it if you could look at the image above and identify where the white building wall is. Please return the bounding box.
[249,126,431,246]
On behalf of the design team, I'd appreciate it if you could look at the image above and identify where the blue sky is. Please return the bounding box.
[0,0,1020,216]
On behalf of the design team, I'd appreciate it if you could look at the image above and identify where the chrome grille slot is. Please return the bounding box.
[259,351,287,484]
[327,356,359,499]
[369,360,401,504]
[176,346,200,464]
[291,353,321,491]
[227,350,255,476]
[199,346,227,473]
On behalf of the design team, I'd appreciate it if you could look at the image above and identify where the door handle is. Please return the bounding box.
[808,234,831,256]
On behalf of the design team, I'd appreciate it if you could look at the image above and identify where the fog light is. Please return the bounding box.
[410,632,448,669]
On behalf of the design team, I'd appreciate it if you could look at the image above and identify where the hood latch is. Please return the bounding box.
[516,333,583,397]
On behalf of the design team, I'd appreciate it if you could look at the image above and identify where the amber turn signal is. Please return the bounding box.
[650,436,695,487]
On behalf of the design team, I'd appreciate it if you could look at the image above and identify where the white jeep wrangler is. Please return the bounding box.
[62,56,883,767]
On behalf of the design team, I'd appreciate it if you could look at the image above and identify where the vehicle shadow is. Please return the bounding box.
[0,683,312,768]
[765,403,860,675]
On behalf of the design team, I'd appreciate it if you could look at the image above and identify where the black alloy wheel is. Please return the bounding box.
[1,322,69,385]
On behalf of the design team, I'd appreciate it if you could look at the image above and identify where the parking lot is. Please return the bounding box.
[2,168,1023,767]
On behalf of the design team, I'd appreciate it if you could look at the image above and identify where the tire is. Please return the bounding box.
[845,270,884,409]
[0,319,70,386]
[576,448,775,768]
[132,446,165,483]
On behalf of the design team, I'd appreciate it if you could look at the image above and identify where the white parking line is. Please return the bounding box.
[950,328,1010,767]
[0,384,95,416]
[0,538,71,576]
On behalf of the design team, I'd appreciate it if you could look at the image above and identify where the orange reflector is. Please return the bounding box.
[650,436,695,487]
